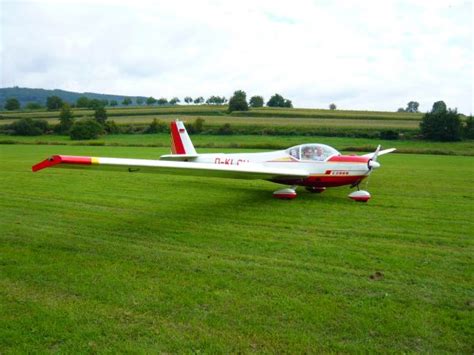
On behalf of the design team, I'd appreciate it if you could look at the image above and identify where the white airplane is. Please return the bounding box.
[33,120,396,202]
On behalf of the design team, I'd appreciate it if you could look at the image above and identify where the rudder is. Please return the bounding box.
[170,120,197,155]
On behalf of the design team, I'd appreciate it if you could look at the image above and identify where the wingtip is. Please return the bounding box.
[32,156,61,172]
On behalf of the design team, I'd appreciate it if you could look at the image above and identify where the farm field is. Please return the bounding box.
[0,105,423,121]
[0,115,421,130]
[0,106,425,136]
[1,144,473,352]
[2,133,474,156]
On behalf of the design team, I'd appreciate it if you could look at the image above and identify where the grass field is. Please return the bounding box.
[1,143,473,352]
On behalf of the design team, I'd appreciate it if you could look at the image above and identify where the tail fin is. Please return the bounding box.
[170,120,197,155]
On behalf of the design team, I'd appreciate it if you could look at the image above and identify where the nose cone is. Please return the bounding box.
[368,160,381,169]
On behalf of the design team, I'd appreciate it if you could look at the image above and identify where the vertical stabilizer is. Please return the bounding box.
[170,120,197,155]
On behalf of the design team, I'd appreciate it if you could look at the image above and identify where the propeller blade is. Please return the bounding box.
[372,145,381,163]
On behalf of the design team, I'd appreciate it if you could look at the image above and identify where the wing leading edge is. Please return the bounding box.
[32,155,309,180]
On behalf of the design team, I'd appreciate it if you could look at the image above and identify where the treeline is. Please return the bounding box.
[2,91,295,111]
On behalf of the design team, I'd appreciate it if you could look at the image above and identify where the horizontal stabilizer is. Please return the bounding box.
[160,154,198,161]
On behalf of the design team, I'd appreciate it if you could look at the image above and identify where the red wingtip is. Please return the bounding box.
[32,155,62,172]
[32,155,93,172]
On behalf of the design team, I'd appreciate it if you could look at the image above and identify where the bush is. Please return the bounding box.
[217,123,233,135]
[144,118,166,134]
[420,103,461,141]
[10,118,49,136]
[70,119,103,140]
[104,120,120,134]
[187,118,205,134]
[380,130,399,140]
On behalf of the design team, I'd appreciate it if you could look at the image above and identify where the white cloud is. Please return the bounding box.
[1,0,472,113]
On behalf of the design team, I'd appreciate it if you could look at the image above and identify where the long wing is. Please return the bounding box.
[32,155,309,180]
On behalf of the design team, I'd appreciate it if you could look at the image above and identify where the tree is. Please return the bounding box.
[122,98,132,106]
[397,107,405,112]
[463,116,474,139]
[184,96,193,104]
[228,90,249,112]
[4,98,20,110]
[25,102,42,110]
[76,96,90,108]
[70,119,103,140]
[136,97,144,105]
[88,99,104,110]
[110,100,118,107]
[169,97,180,105]
[267,93,292,108]
[329,103,337,110]
[146,97,157,105]
[420,102,461,141]
[46,96,64,110]
[432,101,447,114]
[194,97,204,104]
[283,99,293,108]
[157,98,168,105]
[94,107,108,125]
[249,96,264,108]
[58,103,74,133]
[406,101,419,113]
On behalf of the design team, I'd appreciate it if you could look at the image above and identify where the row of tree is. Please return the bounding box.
[228,91,293,112]
[3,92,295,111]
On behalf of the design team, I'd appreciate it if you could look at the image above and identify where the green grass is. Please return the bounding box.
[0,144,473,352]
[1,133,474,156]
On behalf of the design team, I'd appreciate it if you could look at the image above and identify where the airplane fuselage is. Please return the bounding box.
[181,150,371,188]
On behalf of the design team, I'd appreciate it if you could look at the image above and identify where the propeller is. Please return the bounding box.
[367,145,381,172]
[362,145,381,190]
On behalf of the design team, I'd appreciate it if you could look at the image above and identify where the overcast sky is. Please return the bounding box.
[1,0,472,113]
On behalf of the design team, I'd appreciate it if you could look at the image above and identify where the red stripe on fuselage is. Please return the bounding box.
[328,155,369,163]
[170,121,185,154]
[32,155,92,172]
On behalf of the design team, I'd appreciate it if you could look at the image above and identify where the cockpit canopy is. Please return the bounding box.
[286,144,340,161]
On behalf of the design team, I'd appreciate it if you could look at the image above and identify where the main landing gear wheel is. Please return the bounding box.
[273,187,297,200]
[305,187,326,193]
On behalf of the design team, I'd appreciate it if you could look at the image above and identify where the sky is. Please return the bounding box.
[0,0,472,113]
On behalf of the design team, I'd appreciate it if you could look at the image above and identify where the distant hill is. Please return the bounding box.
[0,87,147,107]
